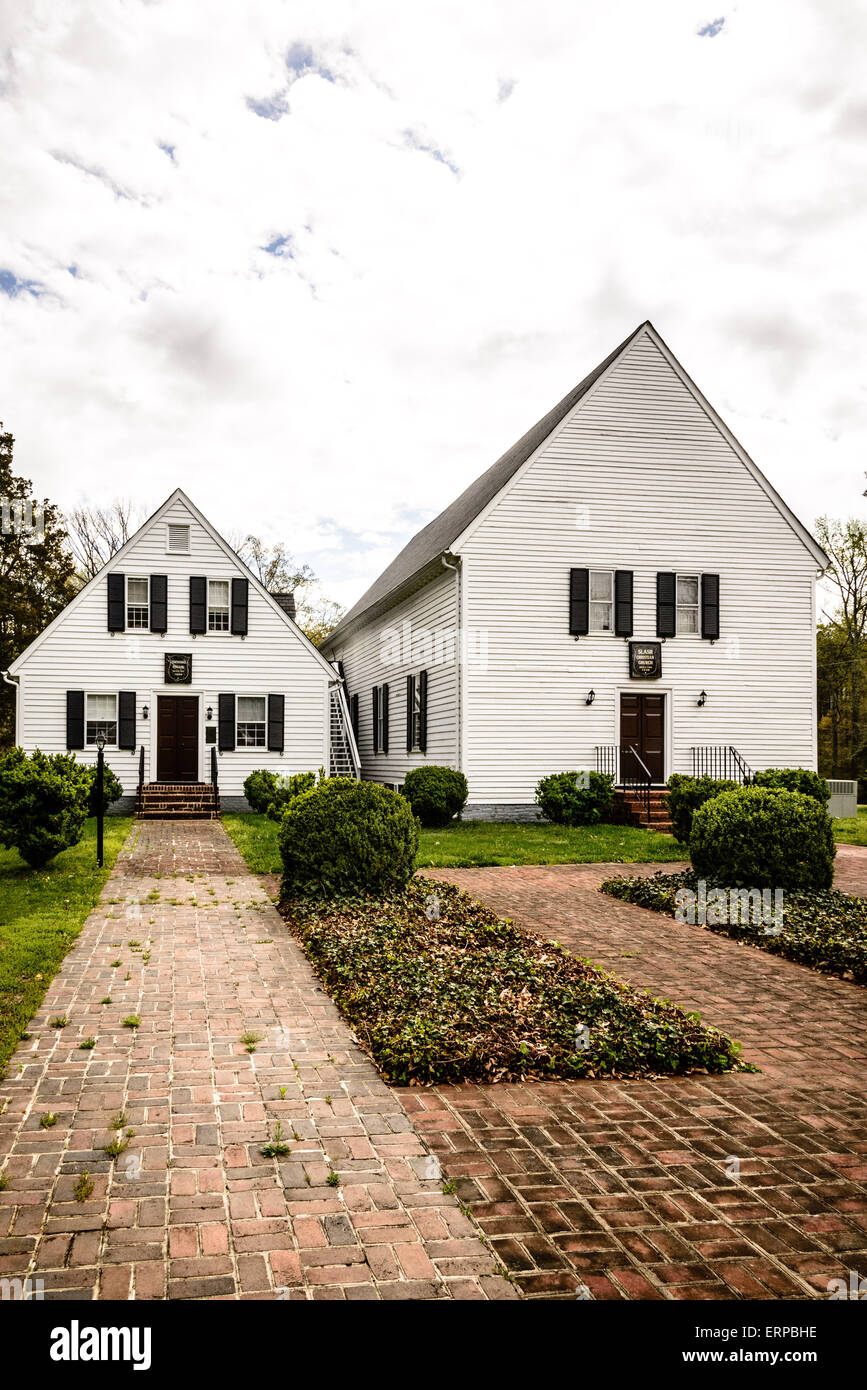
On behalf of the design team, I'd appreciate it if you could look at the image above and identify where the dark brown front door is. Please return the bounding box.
[157,696,199,782]
[620,693,665,783]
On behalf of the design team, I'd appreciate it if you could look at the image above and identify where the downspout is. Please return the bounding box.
[440,554,462,772]
[2,670,20,746]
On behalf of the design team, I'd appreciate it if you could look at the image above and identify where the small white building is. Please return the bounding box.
[323,322,828,820]
[5,489,355,813]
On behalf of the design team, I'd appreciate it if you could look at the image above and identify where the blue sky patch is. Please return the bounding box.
[158,142,176,162]
[262,233,295,258]
[402,129,460,177]
[0,268,44,298]
[247,91,290,121]
[698,17,726,37]
[285,41,335,83]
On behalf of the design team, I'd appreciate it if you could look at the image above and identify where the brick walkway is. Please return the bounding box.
[0,821,514,1301]
[416,861,867,1299]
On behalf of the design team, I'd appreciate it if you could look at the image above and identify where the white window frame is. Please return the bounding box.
[675,572,700,636]
[207,578,230,632]
[166,522,190,554]
[375,684,386,752]
[126,576,149,630]
[236,694,267,748]
[588,569,614,634]
[85,692,118,748]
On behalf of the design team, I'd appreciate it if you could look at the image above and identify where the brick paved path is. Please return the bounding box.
[416,862,867,1299]
[0,822,514,1301]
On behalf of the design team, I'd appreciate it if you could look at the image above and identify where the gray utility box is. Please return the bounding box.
[827,779,858,819]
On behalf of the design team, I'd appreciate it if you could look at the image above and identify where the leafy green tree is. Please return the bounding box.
[816,517,867,780]
[0,428,78,746]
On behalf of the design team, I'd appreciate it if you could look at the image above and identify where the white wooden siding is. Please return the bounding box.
[458,332,819,803]
[329,567,459,785]
[12,495,330,795]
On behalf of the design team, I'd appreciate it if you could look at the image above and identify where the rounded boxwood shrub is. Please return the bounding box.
[0,748,89,867]
[266,770,318,821]
[750,767,830,805]
[665,774,738,844]
[401,766,468,827]
[243,769,279,814]
[534,770,614,826]
[279,778,419,897]
[690,785,835,891]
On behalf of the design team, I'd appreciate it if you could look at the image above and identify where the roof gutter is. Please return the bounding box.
[2,670,19,746]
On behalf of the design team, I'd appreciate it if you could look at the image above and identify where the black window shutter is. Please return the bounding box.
[231,578,249,636]
[372,686,380,754]
[218,693,235,751]
[382,683,389,755]
[614,571,633,637]
[189,576,206,634]
[107,572,125,631]
[66,690,85,749]
[418,670,428,754]
[267,694,284,752]
[569,569,589,636]
[350,693,359,743]
[406,675,414,753]
[656,573,676,638]
[150,575,168,634]
[118,690,136,750]
[701,574,720,640]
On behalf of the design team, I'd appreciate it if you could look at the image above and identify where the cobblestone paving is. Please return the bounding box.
[0,821,514,1301]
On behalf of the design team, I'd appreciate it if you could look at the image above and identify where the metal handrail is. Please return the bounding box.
[210,744,218,796]
[137,745,145,799]
[595,744,653,821]
[690,745,753,783]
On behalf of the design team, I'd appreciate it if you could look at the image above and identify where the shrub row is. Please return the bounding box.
[0,748,123,867]
[535,771,615,825]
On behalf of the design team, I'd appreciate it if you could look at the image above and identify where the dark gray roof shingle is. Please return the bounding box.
[326,322,647,642]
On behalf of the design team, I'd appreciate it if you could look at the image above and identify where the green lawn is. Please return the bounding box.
[223,812,686,875]
[0,817,133,1075]
[834,807,867,847]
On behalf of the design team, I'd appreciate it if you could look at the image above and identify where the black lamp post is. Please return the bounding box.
[95,732,106,867]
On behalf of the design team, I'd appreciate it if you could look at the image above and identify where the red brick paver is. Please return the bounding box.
[0,821,514,1301]
[417,862,867,1299]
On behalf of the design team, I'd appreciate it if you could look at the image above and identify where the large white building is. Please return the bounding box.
[5,490,353,813]
[323,322,828,820]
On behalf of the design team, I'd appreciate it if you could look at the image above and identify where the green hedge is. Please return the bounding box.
[0,749,89,867]
[750,767,830,804]
[401,766,468,827]
[690,785,835,891]
[535,771,614,826]
[279,778,419,897]
[665,774,737,844]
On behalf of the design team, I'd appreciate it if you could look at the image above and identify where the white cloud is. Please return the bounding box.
[0,0,863,607]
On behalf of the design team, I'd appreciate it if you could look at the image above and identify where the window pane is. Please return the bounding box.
[238,696,266,722]
[590,571,612,601]
[677,606,699,634]
[128,578,148,604]
[208,610,229,631]
[677,575,698,605]
[87,694,117,720]
[590,602,612,631]
[210,581,229,606]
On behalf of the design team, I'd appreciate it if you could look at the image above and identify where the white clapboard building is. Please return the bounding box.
[5,490,357,815]
[322,322,828,823]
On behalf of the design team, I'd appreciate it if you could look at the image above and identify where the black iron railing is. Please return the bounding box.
[690,745,753,783]
[137,745,145,802]
[210,744,219,798]
[595,744,653,821]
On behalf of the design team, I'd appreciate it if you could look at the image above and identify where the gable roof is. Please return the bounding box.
[324,320,827,643]
[8,487,337,679]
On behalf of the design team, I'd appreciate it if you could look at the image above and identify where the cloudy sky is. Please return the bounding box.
[1,0,863,607]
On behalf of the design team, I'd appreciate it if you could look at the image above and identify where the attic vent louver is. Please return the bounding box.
[272,592,296,621]
[167,523,190,554]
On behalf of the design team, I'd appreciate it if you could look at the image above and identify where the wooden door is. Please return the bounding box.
[156,696,199,782]
[619,693,665,783]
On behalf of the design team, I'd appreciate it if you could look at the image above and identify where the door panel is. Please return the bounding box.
[157,696,199,781]
[619,693,665,783]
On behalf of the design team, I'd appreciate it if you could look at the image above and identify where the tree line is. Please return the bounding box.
[0,426,344,745]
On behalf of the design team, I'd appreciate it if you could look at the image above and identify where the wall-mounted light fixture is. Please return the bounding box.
[206,706,213,721]
[142,704,149,720]
[585,689,596,706]
[697,690,707,707]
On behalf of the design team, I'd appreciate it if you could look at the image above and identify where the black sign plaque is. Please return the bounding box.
[164,653,193,684]
[628,641,662,680]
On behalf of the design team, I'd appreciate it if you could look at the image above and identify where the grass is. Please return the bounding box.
[0,817,132,1076]
[281,876,746,1085]
[834,806,867,846]
[223,812,685,875]
[602,870,867,985]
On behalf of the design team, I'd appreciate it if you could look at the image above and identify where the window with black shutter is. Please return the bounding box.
[66,690,85,749]
[107,572,125,631]
[372,686,380,754]
[405,674,414,753]
[149,575,168,634]
[381,683,389,755]
[218,693,235,750]
[701,573,720,640]
[350,693,359,743]
[118,690,136,750]
[417,671,428,754]
[656,573,676,638]
[231,577,249,636]
[614,571,633,637]
[189,576,207,634]
[267,694,284,752]
[569,568,589,636]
